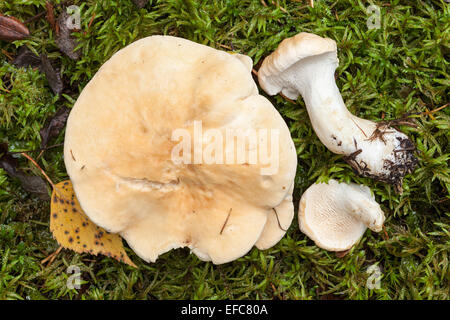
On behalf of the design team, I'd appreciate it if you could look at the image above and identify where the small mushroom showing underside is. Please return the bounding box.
[258,32,418,192]
[298,179,385,252]
[64,36,297,265]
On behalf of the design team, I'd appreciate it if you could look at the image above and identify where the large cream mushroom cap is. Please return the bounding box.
[64,36,297,265]
[299,179,385,251]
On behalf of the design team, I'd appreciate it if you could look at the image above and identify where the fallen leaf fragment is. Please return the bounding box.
[40,54,63,95]
[55,10,81,60]
[40,107,70,148]
[132,0,149,8]
[45,1,57,32]
[12,49,65,96]
[0,143,49,199]
[12,46,41,69]
[50,180,137,268]
[0,14,30,41]
[335,249,351,258]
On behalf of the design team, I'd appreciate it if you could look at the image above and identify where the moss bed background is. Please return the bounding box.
[0,0,449,300]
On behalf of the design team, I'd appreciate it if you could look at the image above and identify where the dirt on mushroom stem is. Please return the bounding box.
[344,134,418,194]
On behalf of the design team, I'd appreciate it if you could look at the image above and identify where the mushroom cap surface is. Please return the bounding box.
[255,182,294,250]
[298,179,385,251]
[258,32,337,98]
[64,36,297,264]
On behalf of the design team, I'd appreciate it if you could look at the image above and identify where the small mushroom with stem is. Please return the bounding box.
[298,179,385,252]
[258,32,418,193]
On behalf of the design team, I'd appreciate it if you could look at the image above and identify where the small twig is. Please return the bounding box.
[41,245,62,266]
[310,0,314,7]
[272,208,287,232]
[217,43,233,51]
[382,225,389,240]
[36,150,45,161]
[260,0,268,7]
[1,49,14,61]
[399,103,449,120]
[220,208,232,235]
[351,117,367,138]
[275,1,288,13]
[70,149,76,161]
[20,152,55,189]
[270,282,283,300]
[422,103,449,119]
[24,0,69,24]
[83,13,96,36]
[425,108,436,121]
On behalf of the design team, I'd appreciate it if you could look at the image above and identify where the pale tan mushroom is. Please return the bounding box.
[258,32,417,192]
[298,179,385,251]
[255,182,294,250]
[64,36,297,264]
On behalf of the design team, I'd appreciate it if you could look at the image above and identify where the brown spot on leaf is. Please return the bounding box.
[49,180,137,267]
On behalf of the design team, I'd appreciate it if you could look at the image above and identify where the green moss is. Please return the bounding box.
[0,0,448,300]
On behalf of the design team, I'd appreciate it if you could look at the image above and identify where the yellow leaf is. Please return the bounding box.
[50,180,137,268]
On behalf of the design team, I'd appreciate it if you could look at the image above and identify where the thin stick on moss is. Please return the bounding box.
[20,152,55,189]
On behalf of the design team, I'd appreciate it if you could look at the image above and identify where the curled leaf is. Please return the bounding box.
[40,106,70,148]
[12,46,41,69]
[0,143,49,199]
[55,10,81,60]
[45,1,57,32]
[40,54,63,95]
[0,14,30,41]
[50,180,137,268]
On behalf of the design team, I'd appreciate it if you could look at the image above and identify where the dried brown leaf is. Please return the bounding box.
[0,143,49,199]
[40,107,70,148]
[0,14,30,41]
[45,1,57,32]
[40,54,63,95]
[12,46,41,69]
[55,10,81,60]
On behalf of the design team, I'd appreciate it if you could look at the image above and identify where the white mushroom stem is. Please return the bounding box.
[337,184,384,232]
[258,33,417,192]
